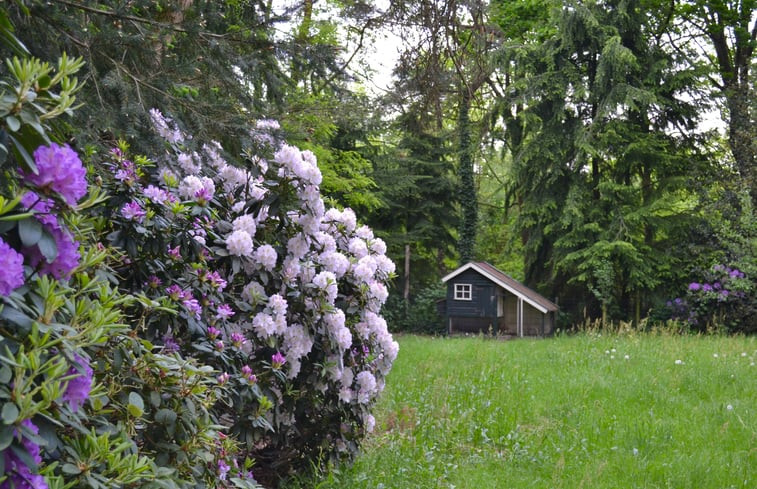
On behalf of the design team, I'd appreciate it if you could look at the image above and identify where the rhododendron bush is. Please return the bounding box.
[97,110,398,483]
[1,49,396,489]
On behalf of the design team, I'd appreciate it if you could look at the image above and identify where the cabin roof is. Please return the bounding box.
[442,262,559,314]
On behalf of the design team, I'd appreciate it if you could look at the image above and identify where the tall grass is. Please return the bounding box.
[292,332,757,488]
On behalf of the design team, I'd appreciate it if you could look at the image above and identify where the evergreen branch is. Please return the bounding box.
[50,0,272,47]
[51,0,226,37]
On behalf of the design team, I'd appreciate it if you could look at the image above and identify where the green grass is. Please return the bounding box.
[302,333,757,489]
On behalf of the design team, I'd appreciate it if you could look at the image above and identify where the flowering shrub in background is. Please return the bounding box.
[96,110,397,484]
[668,264,756,334]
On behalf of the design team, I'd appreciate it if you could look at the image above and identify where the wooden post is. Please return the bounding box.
[518,297,523,337]
[403,244,410,303]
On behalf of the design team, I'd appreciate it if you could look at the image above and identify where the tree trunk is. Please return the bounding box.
[726,88,756,201]
[458,88,477,264]
[404,244,411,303]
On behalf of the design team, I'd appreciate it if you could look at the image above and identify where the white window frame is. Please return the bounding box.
[454,283,472,301]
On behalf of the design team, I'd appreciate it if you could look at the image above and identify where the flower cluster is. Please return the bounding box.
[669,263,755,332]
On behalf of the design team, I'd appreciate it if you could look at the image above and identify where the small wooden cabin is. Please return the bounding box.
[441,262,558,337]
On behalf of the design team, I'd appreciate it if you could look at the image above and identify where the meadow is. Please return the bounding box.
[298,332,757,488]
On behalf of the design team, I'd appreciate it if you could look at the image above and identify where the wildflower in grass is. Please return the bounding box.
[624,355,630,360]
[726,404,733,411]
[271,351,286,369]
[62,354,93,412]
[0,238,25,296]
[23,143,87,205]
[675,359,684,365]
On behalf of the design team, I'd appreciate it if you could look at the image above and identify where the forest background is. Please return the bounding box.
[4,0,756,332]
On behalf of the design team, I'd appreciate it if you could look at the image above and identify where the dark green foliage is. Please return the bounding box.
[383,283,446,335]
[457,90,477,265]
[491,0,719,325]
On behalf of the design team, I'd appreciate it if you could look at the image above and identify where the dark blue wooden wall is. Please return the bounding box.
[446,268,496,318]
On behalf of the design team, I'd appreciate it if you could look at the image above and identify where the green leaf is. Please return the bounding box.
[1,402,19,424]
[8,133,37,174]
[37,228,58,262]
[155,408,177,425]
[128,391,144,417]
[0,306,32,332]
[149,390,161,408]
[0,365,11,383]
[5,116,20,132]
[18,217,42,247]
[61,463,82,475]
[0,425,13,450]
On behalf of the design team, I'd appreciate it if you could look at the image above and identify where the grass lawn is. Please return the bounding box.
[301,332,757,489]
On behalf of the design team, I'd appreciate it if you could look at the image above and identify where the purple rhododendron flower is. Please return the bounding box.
[20,192,57,228]
[23,220,80,279]
[216,304,235,320]
[0,237,25,296]
[688,282,701,291]
[218,460,231,481]
[62,354,93,412]
[23,143,87,205]
[0,419,47,488]
[182,297,202,319]
[121,201,146,222]
[271,351,286,368]
[162,333,180,353]
[114,160,137,184]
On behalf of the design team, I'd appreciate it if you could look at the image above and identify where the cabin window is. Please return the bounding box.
[454,283,472,300]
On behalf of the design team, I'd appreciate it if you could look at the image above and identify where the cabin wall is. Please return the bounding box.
[446,268,554,336]
[446,269,496,319]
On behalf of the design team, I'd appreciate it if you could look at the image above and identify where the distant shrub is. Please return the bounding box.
[667,263,757,334]
[384,283,446,335]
